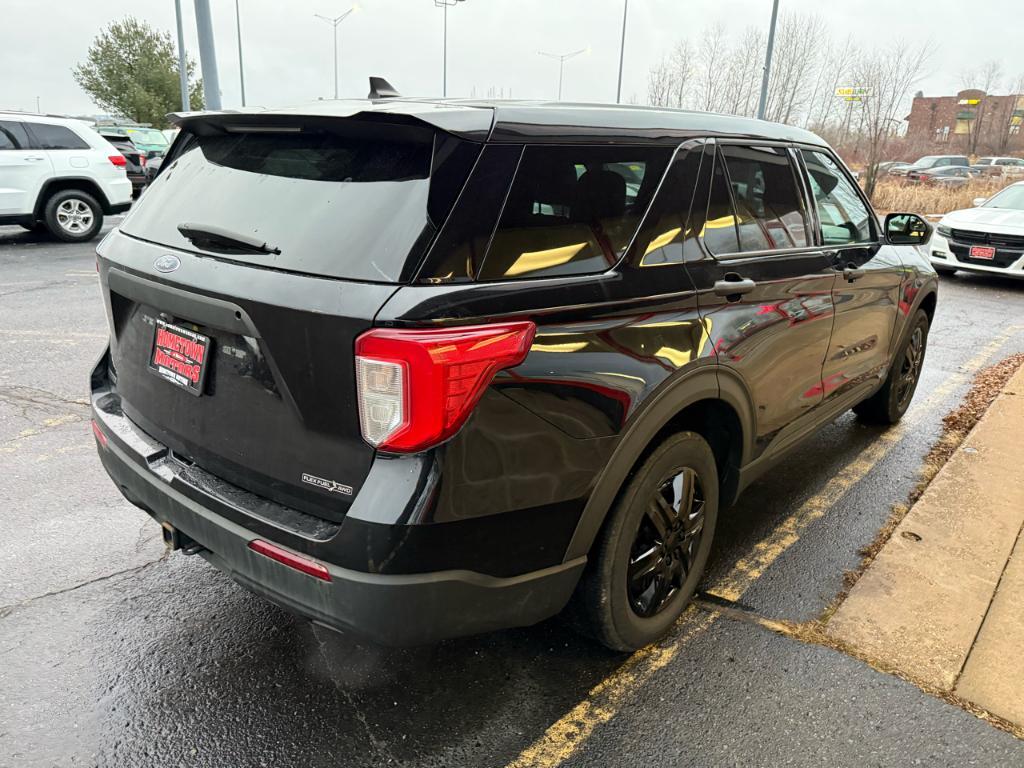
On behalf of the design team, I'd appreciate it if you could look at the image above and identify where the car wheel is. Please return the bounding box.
[577,431,719,652]
[854,308,929,425]
[43,190,103,243]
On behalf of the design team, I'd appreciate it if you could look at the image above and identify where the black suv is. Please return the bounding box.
[91,95,937,651]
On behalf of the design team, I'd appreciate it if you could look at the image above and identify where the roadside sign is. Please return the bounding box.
[836,86,871,102]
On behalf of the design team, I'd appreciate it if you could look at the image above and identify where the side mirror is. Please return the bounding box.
[973,197,987,207]
[884,212,932,245]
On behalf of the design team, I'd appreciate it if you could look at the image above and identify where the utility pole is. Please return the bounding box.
[539,48,587,101]
[315,7,356,100]
[615,0,628,104]
[235,0,246,106]
[174,0,190,110]
[434,0,465,98]
[193,0,222,110]
[756,0,780,121]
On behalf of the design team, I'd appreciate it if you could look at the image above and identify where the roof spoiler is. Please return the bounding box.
[368,77,401,99]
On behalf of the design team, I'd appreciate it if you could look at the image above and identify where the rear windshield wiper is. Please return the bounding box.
[177,223,281,256]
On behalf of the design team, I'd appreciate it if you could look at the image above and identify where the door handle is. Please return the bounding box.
[24,155,45,161]
[713,276,757,299]
[842,264,866,282]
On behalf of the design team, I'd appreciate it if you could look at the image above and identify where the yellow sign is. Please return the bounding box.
[836,86,871,98]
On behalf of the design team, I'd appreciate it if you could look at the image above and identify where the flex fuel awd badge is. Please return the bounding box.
[301,473,353,496]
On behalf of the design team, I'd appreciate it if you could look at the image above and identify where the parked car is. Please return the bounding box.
[929,181,1024,279]
[905,154,970,172]
[907,165,971,186]
[90,91,938,651]
[103,135,147,197]
[876,161,913,176]
[972,156,1024,178]
[96,123,171,160]
[0,112,132,241]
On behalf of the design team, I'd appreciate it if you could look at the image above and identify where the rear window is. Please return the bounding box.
[26,122,89,150]
[120,122,448,282]
[476,145,671,280]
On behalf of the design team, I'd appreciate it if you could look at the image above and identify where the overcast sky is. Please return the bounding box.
[2,0,1021,116]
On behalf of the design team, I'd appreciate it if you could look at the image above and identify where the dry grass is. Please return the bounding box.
[870,177,1010,217]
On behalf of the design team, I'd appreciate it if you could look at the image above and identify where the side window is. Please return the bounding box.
[700,147,741,255]
[802,149,874,246]
[0,120,31,150]
[719,144,810,252]
[635,146,706,267]
[477,145,671,280]
[25,122,89,150]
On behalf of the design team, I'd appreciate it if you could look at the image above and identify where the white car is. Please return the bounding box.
[929,181,1024,279]
[0,111,132,242]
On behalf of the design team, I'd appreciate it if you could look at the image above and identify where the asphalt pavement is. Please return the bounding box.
[3,222,1024,767]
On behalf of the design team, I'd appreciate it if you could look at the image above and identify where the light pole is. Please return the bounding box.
[174,0,190,110]
[235,0,246,106]
[315,7,357,100]
[434,0,465,98]
[194,0,222,110]
[756,0,780,120]
[538,48,586,101]
[616,0,628,104]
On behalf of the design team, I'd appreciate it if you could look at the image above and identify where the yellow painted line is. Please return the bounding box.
[506,323,1024,768]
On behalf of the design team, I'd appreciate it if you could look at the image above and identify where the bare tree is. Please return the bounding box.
[992,73,1024,154]
[852,41,933,200]
[647,56,674,107]
[696,24,729,112]
[669,40,695,109]
[805,34,855,130]
[763,13,826,123]
[959,60,1003,154]
[721,26,765,117]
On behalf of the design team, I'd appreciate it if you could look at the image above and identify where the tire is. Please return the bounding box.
[43,189,103,243]
[576,431,719,651]
[854,308,930,425]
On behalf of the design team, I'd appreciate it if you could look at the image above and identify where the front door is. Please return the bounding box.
[799,148,903,404]
[684,142,836,462]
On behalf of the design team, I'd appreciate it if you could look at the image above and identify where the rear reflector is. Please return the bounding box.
[248,539,331,581]
[108,154,127,167]
[91,419,108,447]
[355,321,536,453]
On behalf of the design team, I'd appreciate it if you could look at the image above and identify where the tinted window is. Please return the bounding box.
[802,149,874,246]
[0,120,30,150]
[477,145,671,280]
[701,148,741,255]
[720,144,809,251]
[635,146,705,267]
[121,123,445,282]
[27,122,89,150]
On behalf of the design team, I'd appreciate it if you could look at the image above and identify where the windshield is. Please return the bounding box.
[914,156,940,167]
[119,123,442,282]
[124,127,169,147]
[982,185,1024,210]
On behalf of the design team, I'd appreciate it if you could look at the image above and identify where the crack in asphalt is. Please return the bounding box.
[312,623,402,766]
[0,384,90,411]
[0,279,78,298]
[0,555,167,620]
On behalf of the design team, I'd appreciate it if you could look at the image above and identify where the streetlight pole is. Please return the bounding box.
[756,0,780,120]
[434,0,465,98]
[616,0,628,104]
[235,0,246,106]
[174,0,191,110]
[194,0,222,110]
[314,8,356,100]
[538,49,587,101]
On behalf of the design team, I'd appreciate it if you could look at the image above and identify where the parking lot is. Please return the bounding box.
[3,221,1024,767]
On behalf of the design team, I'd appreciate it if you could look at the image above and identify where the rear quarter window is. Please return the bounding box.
[476,145,671,280]
[26,122,89,150]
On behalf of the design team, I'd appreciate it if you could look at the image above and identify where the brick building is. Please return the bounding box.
[904,89,1024,154]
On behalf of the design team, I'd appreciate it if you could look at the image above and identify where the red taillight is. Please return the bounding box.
[108,154,127,167]
[354,321,536,453]
[248,540,331,581]
[91,419,108,447]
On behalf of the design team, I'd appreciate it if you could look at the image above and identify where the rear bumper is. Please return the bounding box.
[91,376,584,646]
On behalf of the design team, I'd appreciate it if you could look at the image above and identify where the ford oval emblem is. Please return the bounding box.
[154,254,181,273]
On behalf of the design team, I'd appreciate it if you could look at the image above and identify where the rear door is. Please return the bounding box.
[798,147,903,405]
[101,115,481,521]
[684,141,836,462]
[23,120,93,179]
[0,119,51,216]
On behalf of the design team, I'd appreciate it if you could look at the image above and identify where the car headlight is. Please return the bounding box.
[936,225,952,238]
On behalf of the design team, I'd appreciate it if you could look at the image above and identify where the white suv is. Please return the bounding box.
[0,112,132,242]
